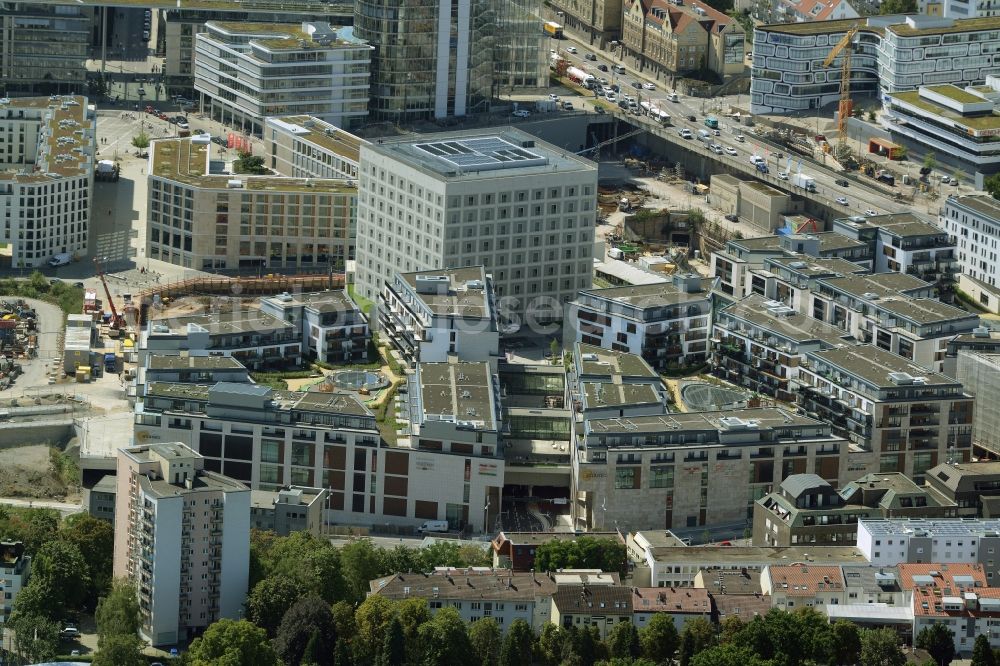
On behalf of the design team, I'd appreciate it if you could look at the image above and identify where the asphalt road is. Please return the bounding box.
[548,35,921,219]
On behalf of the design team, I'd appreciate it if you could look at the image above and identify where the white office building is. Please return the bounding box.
[942,194,1000,313]
[264,115,364,180]
[356,128,598,322]
[857,518,1000,582]
[0,95,94,268]
[194,21,373,134]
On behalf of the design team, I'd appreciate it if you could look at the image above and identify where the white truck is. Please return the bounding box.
[416,520,449,533]
[791,173,817,192]
[48,253,72,267]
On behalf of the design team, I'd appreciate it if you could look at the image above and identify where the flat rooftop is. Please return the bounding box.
[578,279,710,308]
[732,232,866,255]
[887,14,1000,36]
[577,343,659,380]
[840,212,948,239]
[582,381,661,408]
[150,137,354,193]
[818,272,932,299]
[267,115,365,163]
[144,381,372,417]
[720,294,856,347]
[765,256,868,278]
[891,90,1000,131]
[587,407,821,435]
[261,290,360,315]
[949,194,1000,220]
[0,95,93,181]
[365,128,596,180]
[860,518,1000,536]
[399,266,493,319]
[142,469,248,498]
[147,355,247,371]
[806,345,960,388]
[647,544,866,565]
[758,18,884,35]
[205,21,366,51]
[415,362,496,430]
[875,296,977,326]
[150,308,295,336]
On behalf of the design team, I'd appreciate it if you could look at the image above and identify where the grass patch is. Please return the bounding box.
[955,288,991,313]
[375,383,400,446]
[347,283,375,317]
[0,271,84,316]
[250,369,315,390]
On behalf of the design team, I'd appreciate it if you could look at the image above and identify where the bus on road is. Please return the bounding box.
[543,21,563,38]
[704,116,719,129]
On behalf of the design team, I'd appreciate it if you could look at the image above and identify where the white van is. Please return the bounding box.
[417,520,449,533]
[48,253,72,267]
[697,129,710,141]
[612,65,626,74]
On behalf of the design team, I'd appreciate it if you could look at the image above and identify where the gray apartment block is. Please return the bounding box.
[955,351,1000,456]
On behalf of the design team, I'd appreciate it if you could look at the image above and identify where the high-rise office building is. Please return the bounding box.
[0,3,89,95]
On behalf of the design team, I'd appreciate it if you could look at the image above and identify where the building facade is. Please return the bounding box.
[0,542,29,627]
[146,136,355,271]
[943,194,1000,312]
[0,96,94,268]
[259,290,370,364]
[264,115,364,180]
[858,518,1000,582]
[566,275,714,370]
[194,21,372,133]
[112,443,250,646]
[0,3,89,95]
[955,351,1000,456]
[377,266,500,368]
[249,485,327,536]
[356,129,598,321]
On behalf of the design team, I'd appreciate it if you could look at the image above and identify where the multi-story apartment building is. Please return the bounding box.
[566,274,714,370]
[0,3,89,95]
[942,194,1000,313]
[85,475,118,525]
[832,213,959,286]
[0,96,94,268]
[259,290,370,364]
[936,0,1000,17]
[766,0,859,24]
[141,308,301,371]
[356,129,598,321]
[194,21,372,133]
[575,408,850,532]
[751,19,882,115]
[146,136,355,271]
[753,472,956,547]
[924,460,1000,517]
[943,325,1000,376]
[621,0,745,83]
[264,115,364,180]
[955,351,1000,456]
[571,343,669,419]
[807,273,977,372]
[112,443,250,646]
[549,0,621,46]
[761,565,847,610]
[713,293,857,402]
[632,587,712,631]
[795,345,975,482]
[377,266,500,368]
[249,485,327,536]
[0,542,29,627]
[552,585,634,637]
[354,0,544,122]
[858,518,1000,582]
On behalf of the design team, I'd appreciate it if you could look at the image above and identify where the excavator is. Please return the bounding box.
[822,24,860,152]
[94,256,125,337]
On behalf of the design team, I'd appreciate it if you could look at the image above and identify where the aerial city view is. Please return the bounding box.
[5,0,1000,663]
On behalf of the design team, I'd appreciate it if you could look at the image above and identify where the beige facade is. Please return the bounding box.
[622,0,745,82]
[739,181,792,233]
[264,115,363,181]
[549,0,623,47]
[146,136,355,271]
[709,174,740,215]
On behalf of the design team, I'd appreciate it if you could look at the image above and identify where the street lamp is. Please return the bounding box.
[484,498,491,534]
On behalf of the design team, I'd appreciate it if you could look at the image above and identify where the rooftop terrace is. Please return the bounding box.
[577,343,659,380]
[267,115,365,163]
[805,345,961,389]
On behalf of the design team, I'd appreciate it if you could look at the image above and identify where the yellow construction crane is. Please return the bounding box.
[822,24,860,148]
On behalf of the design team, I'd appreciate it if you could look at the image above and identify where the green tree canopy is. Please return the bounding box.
[187,618,279,666]
[860,628,906,666]
[880,0,917,13]
[533,537,628,577]
[641,613,680,664]
[274,595,338,666]
[93,633,145,666]
[500,618,535,666]
[131,132,150,152]
[832,619,862,666]
[416,607,471,666]
[7,612,60,664]
[60,513,114,603]
[233,152,267,175]
[28,539,90,617]
[607,620,642,660]
[468,617,502,666]
[377,615,406,666]
[678,617,716,666]
[95,579,140,649]
[972,634,997,666]
[245,575,308,637]
[916,623,955,666]
[986,173,1000,200]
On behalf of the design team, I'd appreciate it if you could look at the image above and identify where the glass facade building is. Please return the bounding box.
[0,2,89,95]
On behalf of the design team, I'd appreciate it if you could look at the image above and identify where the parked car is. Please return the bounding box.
[777,171,788,180]
[631,81,642,89]
[594,106,605,114]
[562,101,574,110]
[725,214,739,222]
[60,627,80,638]
[512,109,530,118]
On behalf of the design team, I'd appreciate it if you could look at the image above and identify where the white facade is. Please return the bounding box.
[0,96,94,267]
[112,443,250,646]
[858,519,1000,568]
[194,21,373,133]
[264,115,364,180]
[259,290,371,364]
[943,194,1000,295]
[0,542,29,626]
[356,129,598,321]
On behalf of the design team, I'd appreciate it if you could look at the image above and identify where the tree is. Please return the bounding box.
[274,595,337,666]
[500,618,535,666]
[951,168,964,187]
[254,531,348,604]
[131,132,150,154]
[923,151,938,171]
[916,623,955,666]
[832,620,862,666]
[330,600,358,643]
[416,607,471,666]
[468,617,502,666]
[354,595,396,665]
[860,628,906,666]
[234,151,267,174]
[246,575,308,636]
[691,644,775,666]
[340,538,387,602]
[334,638,354,666]
[573,625,608,666]
[378,615,406,666]
[718,616,744,645]
[550,338,561,364]
[641,613,680,663]
[606,621,642,660]
[60,514,114,602]
[395,596,432,658]
[533,537,628,577]
[304,631,325,666]
[985,173,1000,200]
[973,635,997,666]
[678,618,715,666]
[8,612,60,664]
[95,579,140,648]
[538,623,570,666]
[187,618,279,666]
[93,634,145,666]
[30,539,90,616]
[880,0,917,13]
